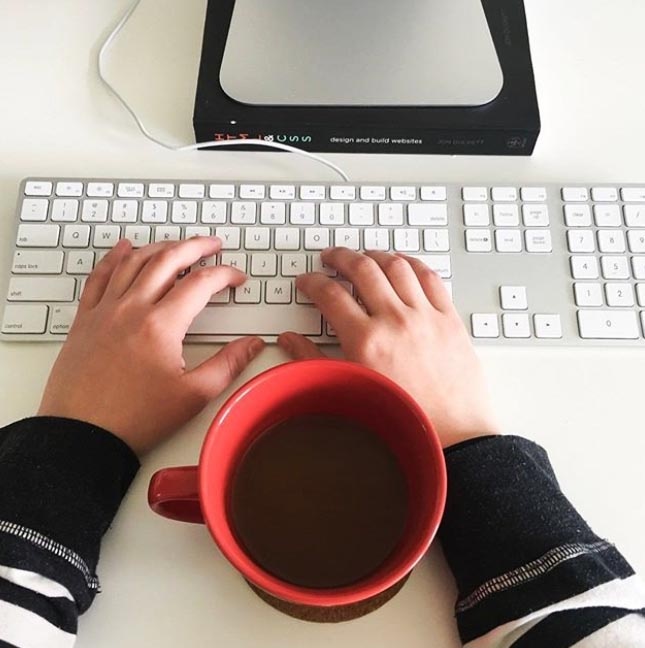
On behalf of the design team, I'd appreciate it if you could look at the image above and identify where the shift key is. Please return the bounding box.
[8,277,76,302]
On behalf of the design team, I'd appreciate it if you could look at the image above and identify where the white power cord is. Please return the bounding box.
[97,0,351,182]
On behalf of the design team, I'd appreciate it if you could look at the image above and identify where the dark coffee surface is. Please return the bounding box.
[230,414,408,589]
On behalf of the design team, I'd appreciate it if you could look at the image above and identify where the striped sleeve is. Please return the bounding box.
[438,436,645,647]
[0,417,139,648]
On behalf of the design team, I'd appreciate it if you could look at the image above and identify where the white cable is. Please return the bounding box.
[97,0,351,182]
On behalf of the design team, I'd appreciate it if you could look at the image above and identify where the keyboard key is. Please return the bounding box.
[251,253,277,276]
[465,229,492,252]
[526,230,553,253]
[201,202,226,225]
[493,204,520,227]
[495,229,522,253]
[628,230,645,253]
[185,226,211,239]
[235,280,262,303]
[360,186,386,201]
[319,203,345,226]
[270,185,296,200]
[391,186,416,201]
[420,186,447,201]
[56,182,83,197]
[330,186,356,201]
[153,226,180,243]
[260,202,287,225]
[564,204,592,227]
[562,187,588,202]
[171,201,198,224]
[111,200,138,223]
[1,305,48,334]
[305,228,330,250]
[12,251,64,274]
[634,257,645,280]
[623,205,645,227]
[502,313,531,338]
[491,187,517,202]
[462,187,488,201]
[231,202,257,224]
[534,314,562,339]
[413,255,452,278]
[521,187,547,202]
[24,181,53,197]
[574,283,603,307]
[423,229,450,252]
[471,314,499,338]
[281,254,307,276]
[141,200,168,224]
[500,286,528,310]
[593,204,621,227]
[124,226,151,247]
[66,251,95,275]
[362,228,389,251]
[266,280,292,304]
[637,284,645,307]
[334,228,360,250]
[117,183,144,198]
[600,256,630,280]
[50,306,78,334]
[290,203,315,225]
[93,225,122,247]
[408,204,448,226]
[209,288,230,304]
[567,230,595,253]
[221,253,247,273]
[240,184,266,200]
[349,203,374,225]
[209,184,235,199]
[463,204,490,226]
[570,255,599,279]
[274,228,301,251]
[82,200,109,223]
[7,277,75,302]
[215,227,241,249]
[63,225,91,248]
[179,184,205,199]
[394,229,420,252]
[20,199,49,222]
[245,228,271,251]
[522,204,549,227]
[377,203,405,226]
[621,188,645,202]
[578,310,639,339]
[188,305,322,336]
[148,183,175,198]
[311,256,338,276]
[51,199,79,222]
[17,224,60,247]
[597,230,626,253]
[301,185,326,200]
[606,283,634,307]
[591,187,618,202]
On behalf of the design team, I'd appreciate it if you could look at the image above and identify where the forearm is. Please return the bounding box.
[0,417,139,647]
[439,435,645,647]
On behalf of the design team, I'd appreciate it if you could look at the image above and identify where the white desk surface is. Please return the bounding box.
[1,1,644,646]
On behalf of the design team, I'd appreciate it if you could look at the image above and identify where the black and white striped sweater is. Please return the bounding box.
[0,418,643,647]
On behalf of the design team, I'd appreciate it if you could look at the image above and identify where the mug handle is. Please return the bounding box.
[148,466,204,524]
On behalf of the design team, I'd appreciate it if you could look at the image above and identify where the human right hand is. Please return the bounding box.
[278,248,499,448]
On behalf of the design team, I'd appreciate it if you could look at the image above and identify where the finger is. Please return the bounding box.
[278,332,327,360]
[79,239,132,309]
[319,248,401,314]
[127,237,222,303]
[103,241,183,299]
[156,265,247,331]
[363,250,428,307]
[396,254,454,312]
[296,272,368,338]
[186,336,266,398]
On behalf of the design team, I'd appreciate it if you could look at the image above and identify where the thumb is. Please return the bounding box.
[188,336,265,398]
[278,332,327,360]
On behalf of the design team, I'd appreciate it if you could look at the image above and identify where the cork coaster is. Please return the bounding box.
[246,573,411,623]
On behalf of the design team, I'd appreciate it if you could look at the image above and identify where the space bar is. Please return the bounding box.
[188,305,323,336]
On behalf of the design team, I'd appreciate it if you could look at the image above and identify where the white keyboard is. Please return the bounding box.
[2,178,645,346]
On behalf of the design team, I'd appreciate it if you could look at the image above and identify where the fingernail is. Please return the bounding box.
[278,334,293,353]
[249,338,265,358]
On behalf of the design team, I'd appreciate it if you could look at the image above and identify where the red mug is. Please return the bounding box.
[148,359,446,611]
